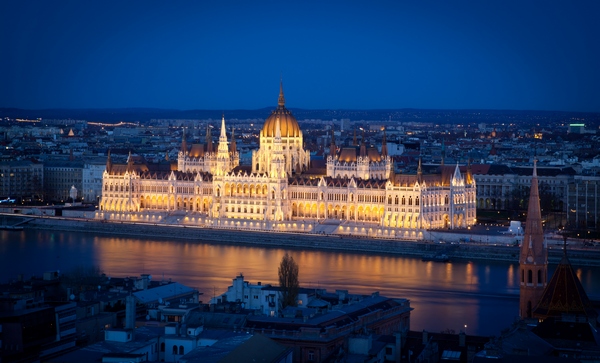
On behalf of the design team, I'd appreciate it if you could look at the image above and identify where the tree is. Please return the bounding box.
[278,253,299,309]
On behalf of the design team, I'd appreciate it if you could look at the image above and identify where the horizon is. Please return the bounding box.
[2,1,600,112]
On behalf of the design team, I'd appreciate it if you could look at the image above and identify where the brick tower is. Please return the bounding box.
[519,160,548,319]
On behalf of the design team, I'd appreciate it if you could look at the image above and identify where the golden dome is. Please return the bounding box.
[261,82,301,138]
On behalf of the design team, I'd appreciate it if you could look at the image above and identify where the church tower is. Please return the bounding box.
[519,160,548,319]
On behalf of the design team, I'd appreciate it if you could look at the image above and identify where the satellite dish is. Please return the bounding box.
[69,294,75,300]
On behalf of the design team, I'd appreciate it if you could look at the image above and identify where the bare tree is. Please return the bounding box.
[278,253,299,309]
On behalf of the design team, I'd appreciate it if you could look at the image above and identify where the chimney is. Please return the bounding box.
[125,295,136,331]
[459,331,466,347]
[395,332,402,363]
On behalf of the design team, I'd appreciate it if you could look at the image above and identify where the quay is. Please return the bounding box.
[4,210,600,267]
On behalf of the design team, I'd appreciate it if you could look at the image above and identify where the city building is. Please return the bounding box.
[0,160,43,200]
[44,160,83,202]
[100,83,477,233]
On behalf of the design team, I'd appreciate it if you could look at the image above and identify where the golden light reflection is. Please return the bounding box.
[507,265,515,288]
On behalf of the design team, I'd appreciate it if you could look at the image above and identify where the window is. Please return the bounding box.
[308,350,315,361]
[173,345,177,355]
[179,346,184,355]
[528,270,533,284]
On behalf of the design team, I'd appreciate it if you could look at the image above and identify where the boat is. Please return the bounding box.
[422,254,450,262]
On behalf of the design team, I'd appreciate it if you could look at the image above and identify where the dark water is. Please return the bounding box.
[2,229,600,337]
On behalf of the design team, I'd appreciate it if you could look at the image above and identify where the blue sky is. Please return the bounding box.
[1,1,599,111]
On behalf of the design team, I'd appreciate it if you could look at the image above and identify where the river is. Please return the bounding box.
[2,229,600,337]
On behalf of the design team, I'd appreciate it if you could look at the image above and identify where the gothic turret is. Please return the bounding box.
[106,149,112,173]
[181,128,187,154]
[229,128,237,154]
[330,129,337,158]
[359,130,367,158]
[381,128,388,157]
[519,160,548,319]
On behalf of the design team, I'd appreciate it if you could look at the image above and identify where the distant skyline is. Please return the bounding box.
[1,1,599,112]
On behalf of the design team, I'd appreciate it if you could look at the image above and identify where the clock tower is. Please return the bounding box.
[519,160,548,319]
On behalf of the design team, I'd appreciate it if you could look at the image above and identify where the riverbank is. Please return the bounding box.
[11,215,600,267]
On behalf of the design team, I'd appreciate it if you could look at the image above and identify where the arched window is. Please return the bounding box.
[537,270,542,285]
[528,270,533,284]
[388,196,392,204]
[408,197,413,206]
[179,346,184,355]
[160,342,165,352]
[394,196,399,205]
[401,196,406,205]
[416,197,419,206]
[172,345,177,355]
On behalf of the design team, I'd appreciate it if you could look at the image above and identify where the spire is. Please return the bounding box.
[127,150,134,172]
[519,158,548,319]
[206,125,213,153]
[359,130,367,158]
[229,127,237,154]
[106,149,112,173]
[381,128,388,157]
[219,114,227,141]
[278,78,285,107]
[466,158,473,184]
[181,127,187,153]
[417,156,422,183]
[330,128,337,158]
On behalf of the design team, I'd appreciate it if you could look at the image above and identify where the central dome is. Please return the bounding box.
[261,82,301,138]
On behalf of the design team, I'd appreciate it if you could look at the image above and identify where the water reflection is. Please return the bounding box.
[2,229,600,336]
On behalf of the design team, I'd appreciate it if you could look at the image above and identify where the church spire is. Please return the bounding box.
[217,114,229,155]
[278,79,285,107]
[519,159,548,319]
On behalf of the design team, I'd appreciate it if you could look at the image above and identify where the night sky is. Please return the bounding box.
[1,1,599,112]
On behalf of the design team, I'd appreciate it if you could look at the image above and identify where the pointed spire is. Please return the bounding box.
[106,149,113,173]
[330,128,337,158]
[519,158,548,319]
[417,156,422,182]
[220,114,227,140]
[206,125,213,153]
[229,127,237,154]
[381,128,388,157]
[466,158,473,184]
[278,78,286,107]
[181,127,187,153]
[359,129,367,158]
[127,150,134,172]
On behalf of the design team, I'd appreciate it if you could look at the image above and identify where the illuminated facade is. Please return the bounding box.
[100,83,476,233]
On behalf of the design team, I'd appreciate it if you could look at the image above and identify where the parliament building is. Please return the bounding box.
[100,83,476,236]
